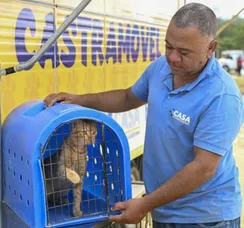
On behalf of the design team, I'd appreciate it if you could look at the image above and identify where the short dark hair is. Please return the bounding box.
[172,3,218,38]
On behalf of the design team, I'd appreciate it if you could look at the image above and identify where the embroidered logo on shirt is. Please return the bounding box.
[170,109,190,125]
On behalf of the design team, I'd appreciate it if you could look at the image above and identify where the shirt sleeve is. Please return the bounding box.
[131,66,150,102]
[194,94,244,156]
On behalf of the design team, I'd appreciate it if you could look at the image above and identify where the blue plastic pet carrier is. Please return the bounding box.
[2,100,132,228]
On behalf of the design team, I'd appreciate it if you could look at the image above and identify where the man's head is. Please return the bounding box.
[165,3,218,78]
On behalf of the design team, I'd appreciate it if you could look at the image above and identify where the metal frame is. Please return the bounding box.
[0,0,92,77]
[41,119,123,226]
[216,8,244,37]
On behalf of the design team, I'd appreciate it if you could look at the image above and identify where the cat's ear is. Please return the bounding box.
[72,122,75,128]
[72,121,77,129]
[72,119,82,128]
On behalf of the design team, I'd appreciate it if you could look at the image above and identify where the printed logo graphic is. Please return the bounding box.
[170,109,190,125]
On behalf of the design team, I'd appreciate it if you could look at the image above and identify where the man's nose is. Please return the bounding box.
[168,49,181,63]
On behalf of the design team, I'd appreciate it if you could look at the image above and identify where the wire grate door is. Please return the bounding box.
[41,119,123,225]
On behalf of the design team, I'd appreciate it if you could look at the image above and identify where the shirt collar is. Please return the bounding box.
[160,54,216,93]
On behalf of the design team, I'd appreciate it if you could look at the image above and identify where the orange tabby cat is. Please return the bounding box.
[45,119,97,217]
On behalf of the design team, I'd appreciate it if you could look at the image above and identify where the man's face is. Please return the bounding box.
[165,20,217,77]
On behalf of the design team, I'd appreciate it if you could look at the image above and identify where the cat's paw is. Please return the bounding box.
[73,209,83,217]
[66,168,80,184]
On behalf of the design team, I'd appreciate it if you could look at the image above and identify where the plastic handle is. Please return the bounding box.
[23,101,66,117]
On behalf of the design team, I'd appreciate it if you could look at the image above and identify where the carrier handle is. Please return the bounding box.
[23,101,66,117]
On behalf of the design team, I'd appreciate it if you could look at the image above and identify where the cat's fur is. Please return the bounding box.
[44,119,97,217]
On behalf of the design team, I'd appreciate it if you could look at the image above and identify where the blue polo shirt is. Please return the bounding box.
[131,55,244,223]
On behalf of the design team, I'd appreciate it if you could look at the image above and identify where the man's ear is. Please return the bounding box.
[207,40,218,59]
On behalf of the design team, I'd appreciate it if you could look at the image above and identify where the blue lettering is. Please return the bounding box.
[121,110,140,129]
[92,19,104,66]
[106,22,117,64]
[156,29,162,58]
[109,110,140,130]
[60,16,76,68]
[118,23,131,63]
[122,113,127,128]
[78,16,91,67]
[141,27,150,62]
[150,27,156,61]
[15,8,36,70]
[134,109,140,125]
[15,10,163,69]
[145,105,148,119]
[39,13,60,69]
[131,25,140,62]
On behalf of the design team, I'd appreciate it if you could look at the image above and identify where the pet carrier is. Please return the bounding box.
[2,100,131,228]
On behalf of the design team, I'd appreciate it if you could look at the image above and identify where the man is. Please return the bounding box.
[45,3,243,228]
[237,56,242,76]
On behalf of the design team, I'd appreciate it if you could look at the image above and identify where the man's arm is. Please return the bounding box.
[109,147,221,224]
[44,87,146,113]
[141,146,221,211]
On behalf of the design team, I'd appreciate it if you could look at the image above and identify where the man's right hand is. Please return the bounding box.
[44,92,80,108]
[44,88,146,112]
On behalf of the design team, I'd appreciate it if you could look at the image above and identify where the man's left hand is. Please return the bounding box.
[109,198,149,224]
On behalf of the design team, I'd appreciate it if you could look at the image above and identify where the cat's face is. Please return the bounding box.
[72,120,97,145]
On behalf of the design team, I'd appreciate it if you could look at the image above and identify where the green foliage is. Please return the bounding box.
[217,18,244,53]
